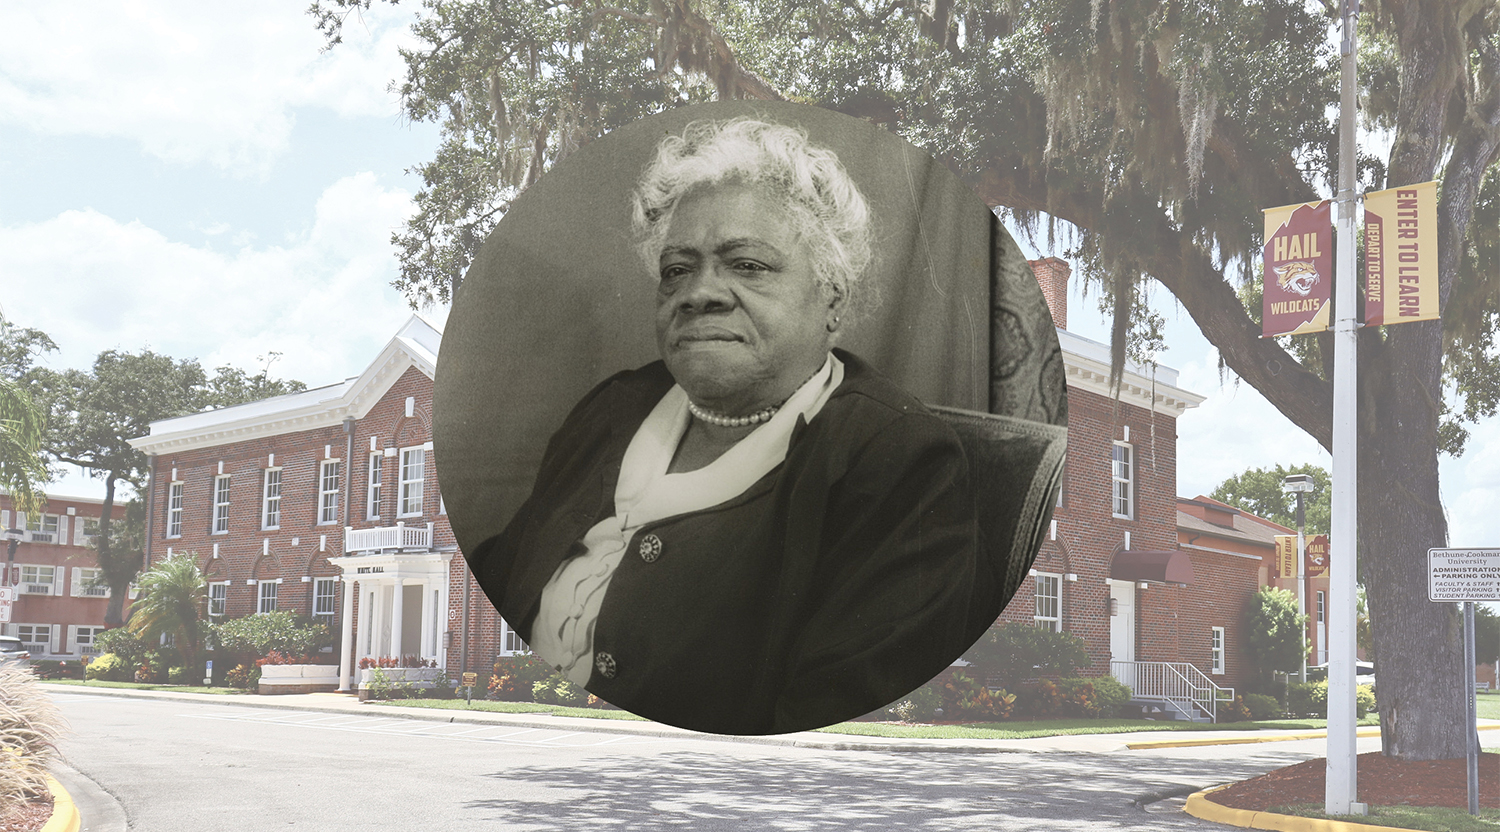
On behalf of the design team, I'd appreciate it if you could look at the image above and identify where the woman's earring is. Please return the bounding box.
[827,315,840,332]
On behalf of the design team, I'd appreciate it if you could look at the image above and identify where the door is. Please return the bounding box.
[1108,579,1137,689]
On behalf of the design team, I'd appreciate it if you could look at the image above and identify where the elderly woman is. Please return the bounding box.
[471,117,979,734]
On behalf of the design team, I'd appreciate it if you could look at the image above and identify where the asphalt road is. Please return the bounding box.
[52,691,1357,831]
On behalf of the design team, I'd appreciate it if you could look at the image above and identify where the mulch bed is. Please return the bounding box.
[0,794,53,832]
[1209,752,1500,811]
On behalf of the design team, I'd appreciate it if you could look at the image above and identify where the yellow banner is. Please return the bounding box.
[1262,201,1333,338]
[1274,535,1297,579]
[1364,181,1439,325]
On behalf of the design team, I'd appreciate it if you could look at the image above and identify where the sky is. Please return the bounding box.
[2,1,1496,547]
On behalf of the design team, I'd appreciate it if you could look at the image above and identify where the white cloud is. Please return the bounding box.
[0,1,417,175]
[1,173,422,387]
[1443,420,1500,547]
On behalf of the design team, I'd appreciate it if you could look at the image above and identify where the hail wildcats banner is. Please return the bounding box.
[1262,200,1333,338]
[1364,180,1439,326]
[1274,534,1331,578]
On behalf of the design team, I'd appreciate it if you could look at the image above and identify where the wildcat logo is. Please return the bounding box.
[1275,261,1320,297]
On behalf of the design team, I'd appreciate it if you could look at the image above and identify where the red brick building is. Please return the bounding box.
[1,493,121,661]
[129,316,516,690]
[1006,258,1272,709]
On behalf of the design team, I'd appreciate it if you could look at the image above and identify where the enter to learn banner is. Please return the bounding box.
[1364,180,1438,326]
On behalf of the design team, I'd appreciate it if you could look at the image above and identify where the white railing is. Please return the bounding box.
[344,522,434,553]
[1111,660,1234,722]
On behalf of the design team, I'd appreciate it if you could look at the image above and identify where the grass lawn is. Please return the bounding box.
[1270,803,1500,831]
[1475,691,1500,721]
[375,698,648,721]
[41,678,248,695]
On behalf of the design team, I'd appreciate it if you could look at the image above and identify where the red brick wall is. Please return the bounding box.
[1028,257,1071,330]
[0,495,117,657]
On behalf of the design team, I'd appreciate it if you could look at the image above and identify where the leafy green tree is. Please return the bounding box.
[1210,464,1330,535]
[313,0,1500,759]
[0,318,56,516]
[127,552,208,671]
[1245,587,1309,687]
[32,351,304,625]
[211,612,331,659]
[1476,606,1500,668]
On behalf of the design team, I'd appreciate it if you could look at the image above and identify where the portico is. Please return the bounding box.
[330,523,453,691]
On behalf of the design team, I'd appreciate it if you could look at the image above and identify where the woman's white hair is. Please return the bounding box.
[631,118,873,307]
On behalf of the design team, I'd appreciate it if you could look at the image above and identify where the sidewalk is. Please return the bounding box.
[48,683,1484,755]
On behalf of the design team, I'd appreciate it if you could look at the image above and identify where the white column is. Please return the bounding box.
[390,577,405,661]
[436,570,450,670]
[418,580,433,661]
[337,578,356,692]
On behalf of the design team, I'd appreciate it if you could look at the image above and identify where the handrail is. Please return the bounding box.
[1111,660,1234,722]
[343,521,435,553]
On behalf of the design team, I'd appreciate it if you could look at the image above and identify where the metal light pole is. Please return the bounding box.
[1284,474,1315,682]
[3,528,21,587]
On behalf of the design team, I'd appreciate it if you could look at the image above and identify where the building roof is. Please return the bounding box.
[129,314,443,455]
[1058,329,1205,417]
[1176,495,1292,554]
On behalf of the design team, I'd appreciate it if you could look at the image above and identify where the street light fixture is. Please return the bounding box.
[3,528,22,588]
[1283,474,1315,682]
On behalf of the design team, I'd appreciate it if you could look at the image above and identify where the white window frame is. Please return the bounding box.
[257,581,278,614]
[318,460,341,525]
[1317,590,1326,623]
[398,447,425,517]
[366,453,382,520]
[312,577,338,621]
[72,567,109,598]
[262,468,282,530]
[15,624,50,656]
[213,474,231,534]
[167,481,184,538]
[1033,571,1062,632]
[24,512,60,544]
[81,516,100,539]
[18,565,58,596]
[1111,442,1135,520]
[208,581,229,618]
[1211,626,1226,675]
[71,625,104,657]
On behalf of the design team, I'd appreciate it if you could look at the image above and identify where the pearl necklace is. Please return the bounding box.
[687,401,779,428]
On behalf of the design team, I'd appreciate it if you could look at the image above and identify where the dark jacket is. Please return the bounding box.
[469,349,979,734]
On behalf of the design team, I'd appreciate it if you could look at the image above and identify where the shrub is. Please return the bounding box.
[166,666,189,685]
[1016,678,1065,719]
[94,628,146,667]
[1244,587,1308,683]
[225,663,261,690]
[259,651,321,666]
[212,612,331,658]
[1217,696,1254,723]
[0,662,63,806]
[1088,675,1132,718]
[85,652,130,682]
[532,674,586,706]
[886,683,942,723]
[364,666,399,700]
[1243,693,1282,721]
[30,660,83,681]
[1357,684,1377,718]
[938,671,1015,721]
[1283,680,1373,719]
[962,622,1091,686]
[488,655,553,701]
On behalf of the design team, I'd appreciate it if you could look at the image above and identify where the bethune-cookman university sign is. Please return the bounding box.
[1428,548,1500,603]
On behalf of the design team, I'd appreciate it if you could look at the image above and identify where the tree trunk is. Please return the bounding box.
[98,476,126,628]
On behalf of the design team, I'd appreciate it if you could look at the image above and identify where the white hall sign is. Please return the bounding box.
[1429,548,1500,602]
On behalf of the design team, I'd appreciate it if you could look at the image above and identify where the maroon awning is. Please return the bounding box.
[1111,550,1195,585]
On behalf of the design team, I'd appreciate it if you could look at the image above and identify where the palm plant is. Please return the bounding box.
[126,552,208,671]
[0,374,48,516]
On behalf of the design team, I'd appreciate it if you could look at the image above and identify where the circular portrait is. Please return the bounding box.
[435,101,1067,735]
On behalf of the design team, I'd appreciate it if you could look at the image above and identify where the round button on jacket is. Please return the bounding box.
[594,651,617,679]
[638,533,663,563]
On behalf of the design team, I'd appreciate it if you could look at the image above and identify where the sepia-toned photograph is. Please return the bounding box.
[436,101,1067,734]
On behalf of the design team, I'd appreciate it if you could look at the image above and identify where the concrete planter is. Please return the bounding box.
[357,667,448,701]
[258,663,341,695]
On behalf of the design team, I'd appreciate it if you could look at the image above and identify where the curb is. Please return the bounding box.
[39,774,79,832]
[1130,723,1500,750]
[1185,785,1403,832]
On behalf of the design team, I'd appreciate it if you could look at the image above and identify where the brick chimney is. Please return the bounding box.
[1028,257,1071,330]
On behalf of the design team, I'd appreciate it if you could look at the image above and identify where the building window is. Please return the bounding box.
[81,517,100,538]
[313,578,337,622]
[1211,626,1226,674]
[1111,442,1134,519]
[262,469,282,530]
[399,447,424,517]
[257,581,278,614]
[24,513,60,544]
[16,624,49,655]
[318,460,341,525]
[75,626,104,656]
[213,475,231,534]
[208,582,228,618]
[167,482,184,538]
[1033,571,1062,631]
[505,629,529,655]
[1317,590,1326,623]
[18,566,55,596]
[366,453,382,520]
[75,567,108,597]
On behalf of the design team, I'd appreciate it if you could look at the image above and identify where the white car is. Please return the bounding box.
[0,635,31,668]
[1309,660,1375,688]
